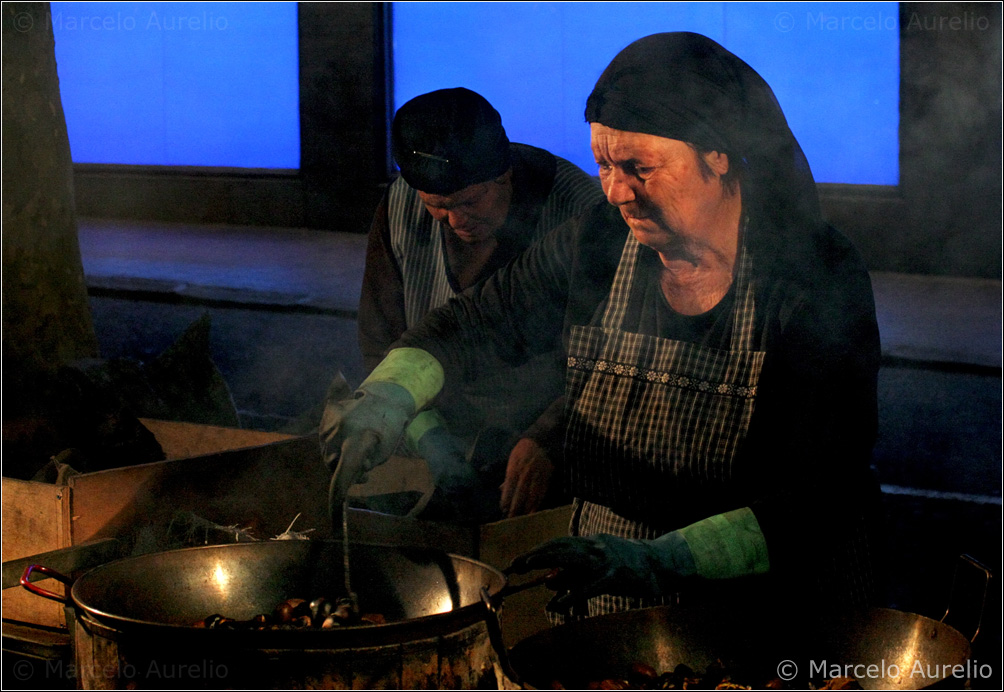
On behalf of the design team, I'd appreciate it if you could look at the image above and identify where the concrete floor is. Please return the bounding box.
[77,217,1003,648]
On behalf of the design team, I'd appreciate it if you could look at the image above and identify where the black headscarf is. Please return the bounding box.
[585,32,824,275]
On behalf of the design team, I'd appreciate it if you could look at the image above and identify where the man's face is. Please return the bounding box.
[418,174,512,244]
[590,122,731,259]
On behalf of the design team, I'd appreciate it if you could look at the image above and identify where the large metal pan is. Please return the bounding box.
[504,555,991,690]
[507,604,975,690]
[24,540,504,645]
[23,540,507,688]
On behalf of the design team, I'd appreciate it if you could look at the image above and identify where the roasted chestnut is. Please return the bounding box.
[202,594,380,631]
[201,613,224,629]
[309,597,334,624]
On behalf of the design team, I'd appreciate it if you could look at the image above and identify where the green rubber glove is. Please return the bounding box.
[406,410,502,522]
[506,532,696,611]
[405,410,478,491]
[676,507,770,580]
[506,507,769,611]
[319,348,444,472]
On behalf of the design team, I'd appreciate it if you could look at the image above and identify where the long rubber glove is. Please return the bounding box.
[405,410,478,488]
[406,410,501,522]
[507,507,769,611]
[319,348,444,472]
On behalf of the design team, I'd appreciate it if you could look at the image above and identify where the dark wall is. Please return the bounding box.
[70,3,1001,278]
[816,2,1001,279]
[898,2,1002,277]
[298,2,392,231]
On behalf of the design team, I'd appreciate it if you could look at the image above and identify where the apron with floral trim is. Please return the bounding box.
[563,228,764,616]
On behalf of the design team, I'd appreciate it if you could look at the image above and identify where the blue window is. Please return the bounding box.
[393,2,900,185]
[51,2,299,169]
[51,2,899,184]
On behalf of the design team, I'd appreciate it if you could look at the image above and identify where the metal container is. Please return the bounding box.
[506,604,975,690]
[25,541,507,689]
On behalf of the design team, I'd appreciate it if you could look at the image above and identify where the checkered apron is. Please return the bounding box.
[562,230,765,617]
[387,179,565,452]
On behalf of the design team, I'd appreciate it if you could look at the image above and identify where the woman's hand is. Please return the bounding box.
[319,348,444,473]
[499,437,554,518]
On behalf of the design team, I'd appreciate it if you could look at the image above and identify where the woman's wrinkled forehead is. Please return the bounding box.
[589,122,685,162]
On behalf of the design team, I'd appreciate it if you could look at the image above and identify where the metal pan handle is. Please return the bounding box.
[328,429,381,531]
[941,553,993,642]
[20,564,73,604]
[479,570,556,686]
[489,568,558,608]
[480,585,522,686]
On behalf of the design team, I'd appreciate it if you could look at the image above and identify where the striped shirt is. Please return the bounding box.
[358,143,605,445]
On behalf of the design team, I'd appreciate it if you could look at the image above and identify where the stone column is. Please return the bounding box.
[2,2,98,374]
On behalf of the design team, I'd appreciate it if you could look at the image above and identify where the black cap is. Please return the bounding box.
[392,88,511,195]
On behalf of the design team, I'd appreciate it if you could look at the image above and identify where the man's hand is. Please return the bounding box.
[499,437,554,517]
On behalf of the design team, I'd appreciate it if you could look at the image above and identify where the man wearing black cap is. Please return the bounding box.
[356,88,603,521]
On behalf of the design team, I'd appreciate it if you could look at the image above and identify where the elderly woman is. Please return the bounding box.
[322,33,881,617]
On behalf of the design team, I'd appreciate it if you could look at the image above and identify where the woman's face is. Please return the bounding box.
[590,123,731,259]
[418,173,512,245]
